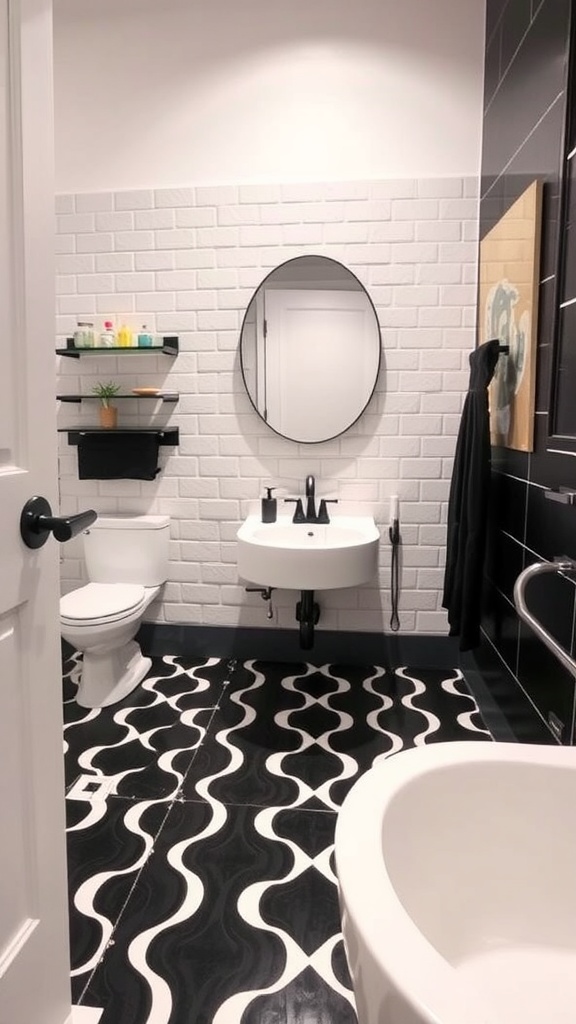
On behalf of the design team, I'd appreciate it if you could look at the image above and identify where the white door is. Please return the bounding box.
[0,1,71,1023]
[264,288,379,441]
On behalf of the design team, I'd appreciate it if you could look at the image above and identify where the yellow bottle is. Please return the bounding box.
[117,323,133,347]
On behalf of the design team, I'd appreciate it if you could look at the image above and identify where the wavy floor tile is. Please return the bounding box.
[63,656,227,797]
[66,656,491,1023]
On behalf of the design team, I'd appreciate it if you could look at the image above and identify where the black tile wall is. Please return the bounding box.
[479,0,576,742]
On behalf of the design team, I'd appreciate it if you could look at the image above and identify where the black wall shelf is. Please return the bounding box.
[57,393,179,404]
[60,427,179,446]
[56,335,179,358]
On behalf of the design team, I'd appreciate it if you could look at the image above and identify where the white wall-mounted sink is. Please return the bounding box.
[237,514,380,590]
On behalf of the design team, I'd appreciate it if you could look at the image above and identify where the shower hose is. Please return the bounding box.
[389,518,400,632]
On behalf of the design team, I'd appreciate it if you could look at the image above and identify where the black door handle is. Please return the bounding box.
[20,496,98,549]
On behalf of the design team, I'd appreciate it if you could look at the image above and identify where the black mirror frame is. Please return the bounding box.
[238,254,382,445]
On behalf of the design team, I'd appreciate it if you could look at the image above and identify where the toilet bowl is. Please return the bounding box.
[60,515,170,708]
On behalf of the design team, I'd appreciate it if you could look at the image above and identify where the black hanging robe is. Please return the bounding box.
[442,338,500,651]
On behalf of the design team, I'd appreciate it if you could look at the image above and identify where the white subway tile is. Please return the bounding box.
[95,253,134,273]
[393,285,439,307]
[371,264,415,285]
[420,480,451,502]
[324,222,369,244]
[56,254,94,274]
[175,249,216,269]
[418,178,463,199]
[156,269,196,291]
[390,242,438,263]
[416,611,449,632]
[95,294,135,313]
[399,371,443,392]
[400,414,443,435]
[115,190,154,210]
[57,213,94,234]
[135,251,174,271]
[218,205,260,226]
[240,184,281,204]
[324,181,370,200]
[417,263,462,284]
[398,328,443,348]
[197,185,238,206]
[56,235,75,254]
[115,272,155,292]
[283,224,324,245]
[58,295,96,314]
[154,187,196,208]
[155,228,197,250]
[422,436,457,456]
[281,182,326,202]
[401,458,442,479]
[156,312,197,331]
[135,292,175,311]
[392,199,439,220]
[76,193,114,214]
[175,291,217,311]
[197,310,238,331]
[77,273,115,294]
[178,478,219,498]
[135,209,176,230]
[56,275,76,295]
[440,198,478,220]
[439,241,477,263]
[114,230,155,251]
[55,194,75,214]
[369,221,415,243]
[421,393,463,414]
[416,221,461,242]
[96,211,134,232]
[418,307,463,328]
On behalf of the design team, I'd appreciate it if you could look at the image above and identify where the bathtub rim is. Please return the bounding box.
[335,740,574,1024]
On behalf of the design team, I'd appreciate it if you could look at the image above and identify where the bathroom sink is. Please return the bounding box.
[237,514,380,590]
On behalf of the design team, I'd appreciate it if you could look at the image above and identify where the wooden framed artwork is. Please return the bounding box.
[479,179,543,452]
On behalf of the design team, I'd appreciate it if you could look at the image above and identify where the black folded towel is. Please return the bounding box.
[77,432,161,480]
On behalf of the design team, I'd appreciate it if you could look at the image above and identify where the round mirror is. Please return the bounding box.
[239,255,381,443]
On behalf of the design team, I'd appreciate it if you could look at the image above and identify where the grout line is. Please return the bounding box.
[482,92,564,201]
[479,626,556,740]
[492,468,548,489]
[547,447,576,458]
[484,0,550,119]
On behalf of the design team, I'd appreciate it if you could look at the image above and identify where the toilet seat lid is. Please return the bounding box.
[60,582,146,622]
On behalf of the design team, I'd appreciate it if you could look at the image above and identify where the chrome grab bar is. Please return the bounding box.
[513,558,576,678]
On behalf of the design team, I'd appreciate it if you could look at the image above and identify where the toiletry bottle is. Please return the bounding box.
[261,487,277,523]
[100,320,115,347]
[73,321,94,348]
[138,324,153,347]
[117,323,133,347]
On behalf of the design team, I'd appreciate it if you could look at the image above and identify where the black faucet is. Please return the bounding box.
[284,475,339,524]
[305,475,317,523]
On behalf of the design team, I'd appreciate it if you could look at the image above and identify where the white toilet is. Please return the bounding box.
[60,514,170,708]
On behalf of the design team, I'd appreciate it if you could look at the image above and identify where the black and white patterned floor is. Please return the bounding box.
[63,651,492,1023]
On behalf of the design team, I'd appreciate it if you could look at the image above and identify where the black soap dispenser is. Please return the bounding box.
[261,487,277,523]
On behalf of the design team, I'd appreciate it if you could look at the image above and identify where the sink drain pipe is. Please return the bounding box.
[296,590,320,649]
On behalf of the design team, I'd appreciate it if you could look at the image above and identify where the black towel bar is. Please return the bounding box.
[63,428,179,446]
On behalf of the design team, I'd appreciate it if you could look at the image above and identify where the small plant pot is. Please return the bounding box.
[99,405,118,429]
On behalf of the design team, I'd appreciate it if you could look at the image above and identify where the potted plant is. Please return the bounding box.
[91,381,121,428]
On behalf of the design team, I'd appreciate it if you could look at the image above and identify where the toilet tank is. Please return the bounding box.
[83,515,170,586]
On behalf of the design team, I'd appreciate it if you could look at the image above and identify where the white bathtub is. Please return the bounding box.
[335,741,576,1024]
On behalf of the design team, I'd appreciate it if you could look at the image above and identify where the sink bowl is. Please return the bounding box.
[237,513,380,590]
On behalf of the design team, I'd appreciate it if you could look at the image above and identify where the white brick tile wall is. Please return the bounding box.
[56,175,478,638]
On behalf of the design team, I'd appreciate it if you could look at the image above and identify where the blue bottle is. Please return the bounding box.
[138,325,153,347]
